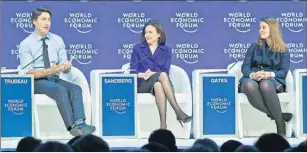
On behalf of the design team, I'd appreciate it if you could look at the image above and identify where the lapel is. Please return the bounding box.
[140,41,153,60]
[140,41,167,60]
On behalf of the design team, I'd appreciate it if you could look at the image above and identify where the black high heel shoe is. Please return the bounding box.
[282,113,293,122]
[177,116,192,127]
[267,113,293,122]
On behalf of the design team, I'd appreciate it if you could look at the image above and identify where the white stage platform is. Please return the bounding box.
[1,137,306,151]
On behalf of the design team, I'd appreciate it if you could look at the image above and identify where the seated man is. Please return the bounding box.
[18,7,95,136]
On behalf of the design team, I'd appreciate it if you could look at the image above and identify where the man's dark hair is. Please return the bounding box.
[220,140,242,152]
[193,138,219,152]
[31,7,52,22]
[148,129,177,152]
[235,145,259,152]
[71,134,110,152]
[67,135,81,146]
[255,133,290,152]
[16,136,42,152]
[141,142,169,152]
[33,141,73,152]
[184,144,213,152]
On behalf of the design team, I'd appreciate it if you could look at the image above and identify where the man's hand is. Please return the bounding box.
[62,60,72,73]
[51,61,65,73]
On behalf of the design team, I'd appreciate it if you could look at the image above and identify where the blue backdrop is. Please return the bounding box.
[1,1,307,82]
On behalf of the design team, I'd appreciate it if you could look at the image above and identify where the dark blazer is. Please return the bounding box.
[130,41,172,86]
[240,42,290,86]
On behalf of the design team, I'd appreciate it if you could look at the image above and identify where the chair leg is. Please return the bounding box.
[34,102,41,138]
[137,106,141,140]
[238,104,244,138]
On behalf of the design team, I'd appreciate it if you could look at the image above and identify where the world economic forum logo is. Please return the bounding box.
[224,43,251,61]
[106,98,131,114]
[172,43,205,64]
[118,43,135,60]
[4,99,27,115]
[287,42,307,64]
[170,12,204,33]
[277,12,307,33]
[64,12,98,34]
[67,43,98,64]
[207,97,231,113]
[224,12,256,33]
[11,12,34,33]
[118,12,151,33]
[11,45,20,60]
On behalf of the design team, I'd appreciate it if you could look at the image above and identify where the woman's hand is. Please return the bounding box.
[144,69,156,80]
[250,72,261,81]
[257,71,271,80]
[251,71,271,81]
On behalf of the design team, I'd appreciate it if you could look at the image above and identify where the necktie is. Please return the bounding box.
[42,37,50,68]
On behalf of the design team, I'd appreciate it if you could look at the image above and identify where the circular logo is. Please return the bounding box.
[172,43,204,64]
[106,99,131,114]
[224,43,251,61]
[118,43,135,60]
[4,99,27,115]
[224,12,256,33]
[67,43,98,64]
[287,42,307,63]
[207,98,231,113]
[64,12,98,34]
[118,12,151,33]
[10,12,34,33]
[170,12,204,33]
[277,12,307,33]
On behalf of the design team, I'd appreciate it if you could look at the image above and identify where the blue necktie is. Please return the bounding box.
[42,38,50,69]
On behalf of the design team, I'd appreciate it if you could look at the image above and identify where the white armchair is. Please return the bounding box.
[30,66,91,139]
[227,62,296,138]
[122,63,192,139]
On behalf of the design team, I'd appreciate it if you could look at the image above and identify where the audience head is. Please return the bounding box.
[284,147,296,152]
[141,20,166,46]
[67,135,81,146]
[34,141,73,152]
[16,136,42,152]
[71,134,110,152]
[255,133,290,152]
[141,142,169,152]
[148,129,177,152]
[127,148,149,152]
[292,140,307,152]
[184,144,213,152]
[235,145,259,152]
[220,140,242,152]
[192,138,219,152]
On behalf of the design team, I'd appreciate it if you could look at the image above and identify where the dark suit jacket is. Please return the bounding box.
[130,41,172,86]
[240,42,290,86]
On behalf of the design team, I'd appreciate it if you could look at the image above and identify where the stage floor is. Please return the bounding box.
[1,137,306,151]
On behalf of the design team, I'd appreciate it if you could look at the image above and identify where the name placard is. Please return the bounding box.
[100,75,137,138]
[200,74,237,137]
[301,74,307,135]
[1,75,33,138]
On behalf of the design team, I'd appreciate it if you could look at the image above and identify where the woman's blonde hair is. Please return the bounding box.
[257,17,287,52]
